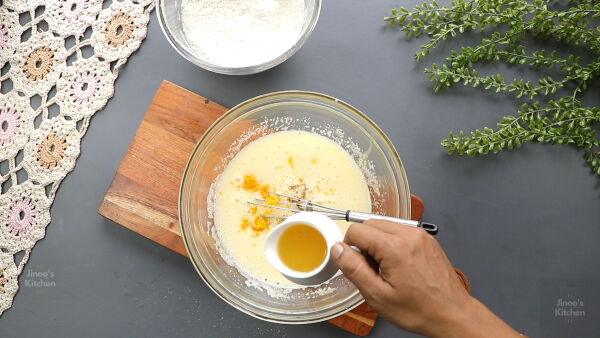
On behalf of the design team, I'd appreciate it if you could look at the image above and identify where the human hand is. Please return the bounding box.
[330,220,520,337]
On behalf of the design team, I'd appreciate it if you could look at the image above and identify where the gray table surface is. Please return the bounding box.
[1,1,599,337]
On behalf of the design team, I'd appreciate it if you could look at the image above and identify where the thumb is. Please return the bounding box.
[331,242,385,293]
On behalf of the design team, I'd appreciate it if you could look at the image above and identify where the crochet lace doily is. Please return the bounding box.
[0,0,154,315]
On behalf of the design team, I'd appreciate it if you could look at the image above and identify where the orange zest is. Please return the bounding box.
[259,184,271,199]
[242,174,260,191]
[240,218,250,231]
[239,174,281,236]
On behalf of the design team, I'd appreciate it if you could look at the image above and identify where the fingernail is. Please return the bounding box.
[331,243,344,260]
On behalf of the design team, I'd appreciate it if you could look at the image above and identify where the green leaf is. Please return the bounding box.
[386,2,600,176]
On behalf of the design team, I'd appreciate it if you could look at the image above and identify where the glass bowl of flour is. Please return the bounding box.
[179,91,411,323]
[157,0,321,75]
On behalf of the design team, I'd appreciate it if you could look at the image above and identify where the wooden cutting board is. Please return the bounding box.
[98,80,425,336]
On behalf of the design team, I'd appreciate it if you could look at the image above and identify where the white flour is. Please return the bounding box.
[181,0,305,68]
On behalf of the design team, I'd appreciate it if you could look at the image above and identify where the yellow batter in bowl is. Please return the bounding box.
[213,130,371,286]
[179,91,410,323]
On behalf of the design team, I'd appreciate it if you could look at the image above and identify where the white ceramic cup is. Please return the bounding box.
[264,212,343,286]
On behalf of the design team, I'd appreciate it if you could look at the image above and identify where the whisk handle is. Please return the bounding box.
[346,211,438,235]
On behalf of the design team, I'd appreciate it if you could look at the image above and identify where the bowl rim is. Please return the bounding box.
[178,90,411,323]
[156,0,322,75]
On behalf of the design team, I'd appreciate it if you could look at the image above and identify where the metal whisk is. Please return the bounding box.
[248,193,438,235]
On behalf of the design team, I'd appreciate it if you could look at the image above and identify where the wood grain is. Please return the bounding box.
[98,80,426,336]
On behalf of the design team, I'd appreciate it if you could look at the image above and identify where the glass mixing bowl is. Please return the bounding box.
[179,91,411,323]
[157,0,321,75]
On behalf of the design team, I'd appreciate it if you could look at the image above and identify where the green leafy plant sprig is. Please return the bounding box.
[385,0,600,175]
